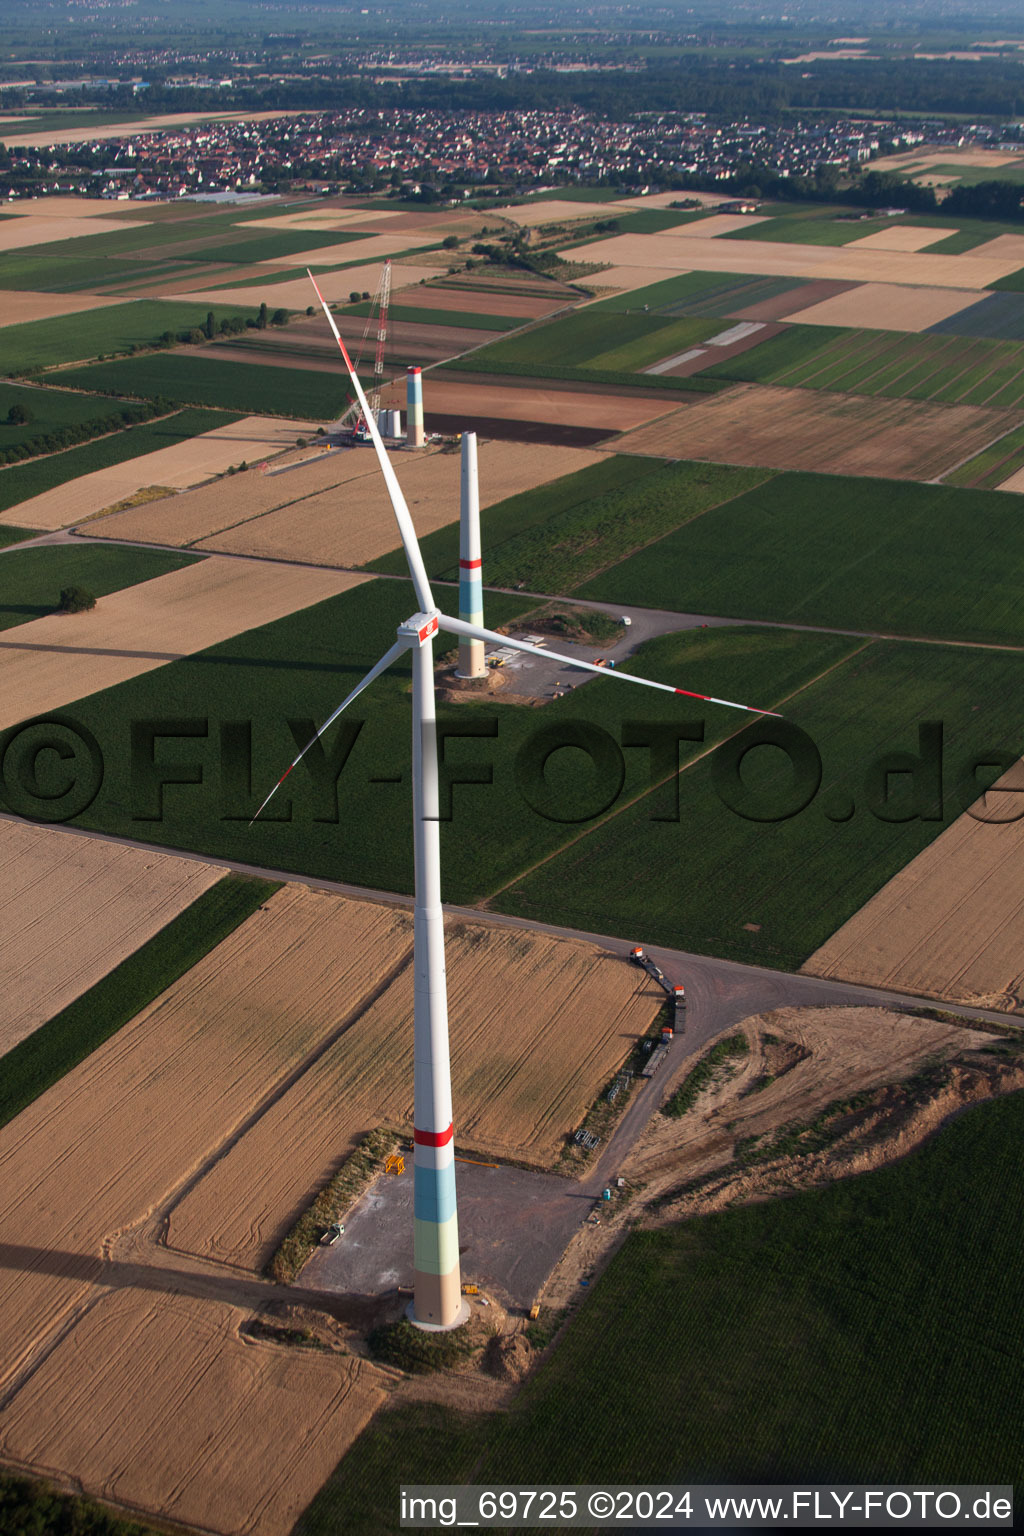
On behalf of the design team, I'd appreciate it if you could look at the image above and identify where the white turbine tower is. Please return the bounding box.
[253,271,780,1330]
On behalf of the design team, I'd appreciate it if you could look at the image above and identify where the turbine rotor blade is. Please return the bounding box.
[249,637,409,825]
[308,270,434,614]
[439,616,779,717]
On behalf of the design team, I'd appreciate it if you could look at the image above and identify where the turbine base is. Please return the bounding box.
[406,1297,471,1332]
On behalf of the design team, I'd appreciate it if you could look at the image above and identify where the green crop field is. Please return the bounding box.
[943,421,1024,489]
[497,637,1024,968]
[369,454,666,578]
[990,267,1024,292]
[346,302,518,331]
[300,1090,1024,1532]
[54,353,351,419]
[0,874,278,1129]
[173,228,368,265]
[703,323,1024,409]
[579,470,1024,647]
[0,525,33,550]
[2,300,259,371]
[15,585,845,912]
[461,310,722,372]
[611,207,707,234]
[721,214,880,245]
[369,457,768,592]
[0,381,123,450]
[0,544,202,631]
[0,407,239,516]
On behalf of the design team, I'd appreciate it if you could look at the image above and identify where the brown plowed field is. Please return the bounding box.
[0,822,223,1054]
[405,284,567,318]
[613,381,1023,480]
[381,375,676,433]
[0,414,320,530]
[803,764,1024,1011]
[781,280,981,332]
[563,231,1023,289]
[0,1290,388,1536]
[84,439,604,566]
[166,892,661,1272]
[0,558,365,729]
[728,278,856,323]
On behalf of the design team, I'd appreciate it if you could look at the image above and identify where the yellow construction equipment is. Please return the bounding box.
[462,1284,479,1296]
[529,1304,540,1321]
[384,1153,405,1176]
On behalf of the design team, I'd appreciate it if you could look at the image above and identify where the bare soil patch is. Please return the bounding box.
[613,381,1023,480]
[0,821,223,1055]
[728,278,857,322]
[84,439,603,566]
[804,763,1024,1010]
[0,557,364,729]
[166,890,661,1273]
[385,376,675,432]
[404,285,567,319]
[782,280,982,331]
[0,1289,389,1536]
[1,414,320,530]
[541,1006,1019,1308]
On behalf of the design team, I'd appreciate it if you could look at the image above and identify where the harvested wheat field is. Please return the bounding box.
[500,199,625,226]
[613,381,1023,480]
[804,765,1024,1011]
[0,1290,387,1536]
[0,290,125,328]
[0,558,364,729]
[997,462,1024,491]
[171,259,438,309]
[166,888,661,1272]
[0,415,320,530]
[781,280,982,331]
[561,231,1023,290]
[7,111,299,151]
[0,215,149,251]
[846,224,958,252]
[869,148,1024,174]
[658,213,767,239]
[84,439,605,564]
[0,888,407,1399]
[0,822,223,1054]
[961,232,1024,264]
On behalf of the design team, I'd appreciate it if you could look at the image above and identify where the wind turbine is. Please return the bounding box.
[252,271,780,1330]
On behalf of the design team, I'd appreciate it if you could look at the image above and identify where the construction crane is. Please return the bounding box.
[352,259,391,442]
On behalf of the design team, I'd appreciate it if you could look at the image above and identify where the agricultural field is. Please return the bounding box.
[165,884,660,1270]
[459,310,722,372]
[0,291,126,328]
[83,439,603,569]
[55,353,353,419]
[495,637,1024,970]
[4,413,319,530]
[612,382,1015,482]
[411,458,771,595]
[41,586,845,909]
[385,372,682,440]
[0,381,126,453]
[1,300,258,371]
[0,543,200,631]
[0,819,223,1055]
[579,470,1024,646]
[0,1290,388,1536]
[927,289,1024,340]
[0,407,240,523]
[0,556,363,729]
[704,323,1024,411]
[0,885,397,1535]
[803,758,1024,1011]
[304,1090,1024,1526]
[781,282,982,332]
[943,421,1024,489]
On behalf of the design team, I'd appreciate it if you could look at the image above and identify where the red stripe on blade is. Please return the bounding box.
[674,688,711,701]
[414,1123,454,1148]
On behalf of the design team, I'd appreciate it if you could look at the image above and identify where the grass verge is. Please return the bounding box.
[0,1471,155,1536]
[0,872,279,1130]
[267,1126,401,1284]
[368,1319,478,1375]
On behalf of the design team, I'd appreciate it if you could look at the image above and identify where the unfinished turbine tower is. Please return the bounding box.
[456,432,486,679]
[253,269,779,1330]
